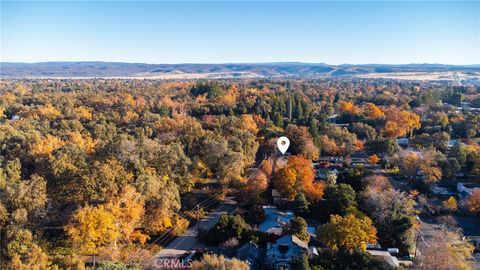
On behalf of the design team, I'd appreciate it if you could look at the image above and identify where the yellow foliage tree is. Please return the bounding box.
[317,213,377,252]
[442,196,458,212]
[67,131,97,154]
[216,85,239,106]
[382,107,420,138]
[29,134,65,157]
[35,103,61,120]
[66,204,119,265]
[6,229,49,270]
[122,111,139,123]
[240,114,259,135]
[109,185,149,245]
[363,103,384,119]
[192,254,249,270]
[73,106,93,121]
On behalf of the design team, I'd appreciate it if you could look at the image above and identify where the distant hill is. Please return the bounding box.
[1,62,479,79]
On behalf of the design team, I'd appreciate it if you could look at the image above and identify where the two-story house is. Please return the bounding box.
[266,235,310,270]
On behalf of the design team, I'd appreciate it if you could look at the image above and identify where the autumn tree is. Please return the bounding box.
[466,188,480,213]
[192,254,249,270]
[286,125,320,160]
[367,154,380,165]
[337,100,361,116]
[382,106,420,138]
[362,103,384,119]
[317,213,377,252]
[109,185,149,245]
[259,159,273,177]
[66,204,119,267]
[272,155,324,202]
[243,168,268,203]
[0,169,48,269]
[414,227,474,270]
[390,149,442,184]
[442,196,458,212]
[321,125,362,157]
[135,167,180,233]
[5,229,49,270]
[272,166,297,200]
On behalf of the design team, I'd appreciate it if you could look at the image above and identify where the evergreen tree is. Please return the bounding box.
[294,193,310,217]
[273,112,284,127]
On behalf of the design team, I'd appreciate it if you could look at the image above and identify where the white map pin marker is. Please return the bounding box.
[277,136,290,155]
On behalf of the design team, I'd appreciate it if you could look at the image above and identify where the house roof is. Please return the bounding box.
[276,235,309,250]
[367,250,400,268]
[236,241,260,261]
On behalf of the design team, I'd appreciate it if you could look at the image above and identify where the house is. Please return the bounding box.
[315,168,339,181]
[259,206,317,236]
[266,235,312,270]
[457,182,480,199]
[448,139,458,148]
[396,138,409,147]
[271,189,289,205]
[367,250,401,268]
[327,114,338,123]
[259,206,293,235]
[236,241,263,270]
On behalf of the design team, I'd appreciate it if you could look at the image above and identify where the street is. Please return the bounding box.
[145,197,237,267]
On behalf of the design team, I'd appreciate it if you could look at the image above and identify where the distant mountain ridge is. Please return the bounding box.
[1,62,479,78]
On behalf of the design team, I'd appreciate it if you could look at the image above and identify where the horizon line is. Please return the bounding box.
[2,61,479,66]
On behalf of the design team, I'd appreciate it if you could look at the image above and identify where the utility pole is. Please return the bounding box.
[414,231,421,258]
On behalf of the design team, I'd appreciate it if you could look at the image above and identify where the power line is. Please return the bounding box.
[128,190,222,264]
[134,157,268,265]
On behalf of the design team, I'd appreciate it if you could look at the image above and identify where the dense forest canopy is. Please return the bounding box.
[0,78,479,269]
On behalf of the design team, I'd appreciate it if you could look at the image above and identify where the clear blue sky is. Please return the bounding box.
[1,1,479,64]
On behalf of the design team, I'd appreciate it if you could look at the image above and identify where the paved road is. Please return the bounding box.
[152,197,237,259]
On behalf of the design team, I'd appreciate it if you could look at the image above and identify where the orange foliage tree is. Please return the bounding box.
[382,106,420,138]
[367,154,381,165]
[272,155,324,202]
[337,100,361,115]
[363,103,384,119]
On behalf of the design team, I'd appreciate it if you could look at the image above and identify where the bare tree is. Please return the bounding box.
[414,227,474,270]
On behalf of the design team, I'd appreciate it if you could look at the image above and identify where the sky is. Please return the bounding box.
[1,1,479,64]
